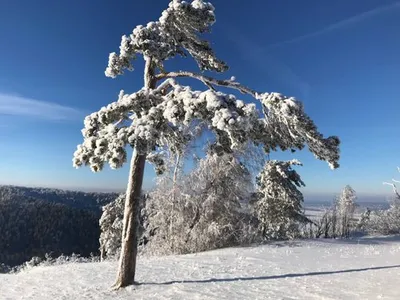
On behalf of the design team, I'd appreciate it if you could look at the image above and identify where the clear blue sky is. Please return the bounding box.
[0,0,399,200]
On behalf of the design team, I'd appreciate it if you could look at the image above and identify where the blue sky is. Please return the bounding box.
[0,0,399,200]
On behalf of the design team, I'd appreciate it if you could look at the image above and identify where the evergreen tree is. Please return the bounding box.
[252,160,307,239]
[73,0,340,288]
[99,194,124,260]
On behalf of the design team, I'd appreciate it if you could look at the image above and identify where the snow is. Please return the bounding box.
[77,0,342,174]
[2,236,400,299]
[104,0,227,78]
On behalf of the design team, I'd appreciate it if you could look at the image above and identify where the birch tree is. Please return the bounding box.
[367,167,400,234]
[336,185,357,238]
[73,0,340,288]
[383,167,400,200]
[144,153,255,255]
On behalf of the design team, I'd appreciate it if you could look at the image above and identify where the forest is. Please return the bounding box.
[0,186,116,271]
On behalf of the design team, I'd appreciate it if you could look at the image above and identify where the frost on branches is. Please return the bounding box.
[367,200,400,235]
[99,195,124,260]
[144,153,256,255]
[365,168,400,235]
[73,81,340,174]
[104,0,227,78]
[72,0,340,288]
[99,193,150,260]
[252,160,307,239]
[98,153,257,256]
[73,0,340,173]
[335,185,357,238]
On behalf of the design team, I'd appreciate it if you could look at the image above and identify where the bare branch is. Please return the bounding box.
[114,118,125,127]
[156,71,257,97]
[383,182,400,198]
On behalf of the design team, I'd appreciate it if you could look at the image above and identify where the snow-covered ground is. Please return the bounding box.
[2,236,400,300]
[304,203,374,220]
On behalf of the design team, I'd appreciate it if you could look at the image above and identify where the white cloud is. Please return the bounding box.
[0,93,83,121]
[265,1,400,50]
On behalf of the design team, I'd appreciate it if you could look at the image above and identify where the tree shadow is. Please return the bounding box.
[142,264,400,286]
[266,240,302,248]
[315,235,400,246]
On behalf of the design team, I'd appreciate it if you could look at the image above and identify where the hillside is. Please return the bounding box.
[0,197,101,268]
[0,185,118,268]
[0,185,118,212]
[2,236,400,299]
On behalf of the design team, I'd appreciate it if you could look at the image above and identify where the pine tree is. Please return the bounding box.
[73,0,340,288]
[99,194,124,261]
[252,160,307,239]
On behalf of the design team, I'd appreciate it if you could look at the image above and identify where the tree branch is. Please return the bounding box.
[383,182,400,199]
[114,118,125,127]
[155,71,257,97]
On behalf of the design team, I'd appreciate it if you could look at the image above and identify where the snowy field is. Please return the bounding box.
[2,236,400,300]
[304,201,387,220]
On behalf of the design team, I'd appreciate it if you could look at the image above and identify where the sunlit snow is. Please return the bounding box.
[2,236,400,299]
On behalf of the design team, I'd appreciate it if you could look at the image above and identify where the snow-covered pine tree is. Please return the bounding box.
[356,207,371,232]
[99,192,151,261]
[73,0,340,288]
[99,194,124,261]
[252,160,308,239]
[336,185,357,238]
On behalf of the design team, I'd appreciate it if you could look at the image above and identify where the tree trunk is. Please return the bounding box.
[170,153,181,252]
[113,150,146,288]
[113,56,156,289]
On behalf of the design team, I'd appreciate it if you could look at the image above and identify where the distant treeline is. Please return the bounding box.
[0,185,117,269]
[0,185,118,212]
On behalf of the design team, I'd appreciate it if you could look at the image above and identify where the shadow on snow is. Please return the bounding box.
[142,264,400,286]
[312,235,400,246]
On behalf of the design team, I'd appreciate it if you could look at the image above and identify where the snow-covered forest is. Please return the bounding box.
[0,186,116,271]
[2,0,400,299]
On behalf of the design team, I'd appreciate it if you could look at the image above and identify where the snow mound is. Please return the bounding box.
[2,236,400,299]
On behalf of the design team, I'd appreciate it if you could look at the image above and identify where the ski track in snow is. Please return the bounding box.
[2,236,400,300]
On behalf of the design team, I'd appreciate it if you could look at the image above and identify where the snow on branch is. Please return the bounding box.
[253,159,306,239]
[256,93,340,169]
[155,72,257,97]
[154,73,340,169]
[259,160,305,191]
[105,0,227,78]
[383,167,400,198]
[383,182,399,198]
[73,79,340,173]
[73,82,259,172]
